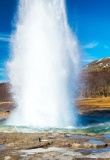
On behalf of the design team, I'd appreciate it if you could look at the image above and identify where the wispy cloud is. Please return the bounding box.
[0,33,10,42]
[82,52,96,65]
[104,45,109,49]
[0,37,10,42]
[83,59,94,63]
[83,41,99,49]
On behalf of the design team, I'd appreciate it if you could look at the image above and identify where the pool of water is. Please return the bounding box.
[0,122,110,134]
[20,147,65,154]
[65,134,93,139]
[0,144,5,150]
[76,147,110,154]
[1,112,110,134]
[87,139,105,145]
[103,134,110,140]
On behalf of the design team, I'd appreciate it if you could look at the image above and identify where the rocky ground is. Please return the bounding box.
[1,132,110,159]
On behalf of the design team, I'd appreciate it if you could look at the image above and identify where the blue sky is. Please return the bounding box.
[66,0,110,62]
[0,0,110,82]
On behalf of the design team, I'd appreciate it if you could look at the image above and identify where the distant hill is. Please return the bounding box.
[84,57,110,72]
[0,83,11,102]
[81,57,110,98]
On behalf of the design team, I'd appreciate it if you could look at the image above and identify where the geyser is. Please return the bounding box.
[7,0,80,127]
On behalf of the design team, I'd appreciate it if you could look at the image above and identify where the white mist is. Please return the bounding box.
[7,0,80,127]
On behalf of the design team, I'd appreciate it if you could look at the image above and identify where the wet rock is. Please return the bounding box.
[72,142,83,148]
[34,153,43,159]
[4,156,11,160]
[65,134,93,139]
[0,132,110,159]
[84,140,108,148]
[37,138,41,142]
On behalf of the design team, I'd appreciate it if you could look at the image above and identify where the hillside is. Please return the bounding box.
[80,57,110,98]
[0,83,11,101]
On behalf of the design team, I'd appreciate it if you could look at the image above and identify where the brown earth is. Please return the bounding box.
[0,132,110,159]
[75,97,110,114]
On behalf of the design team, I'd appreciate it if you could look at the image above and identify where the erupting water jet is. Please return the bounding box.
[7,0,80,127]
